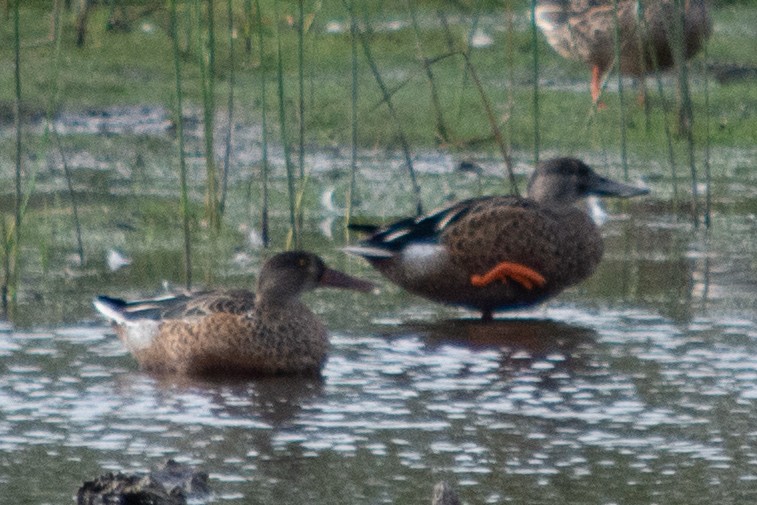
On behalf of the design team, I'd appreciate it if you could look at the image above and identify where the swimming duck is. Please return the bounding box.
[345,157,648,320]
[535,0,712,105]
[93,251,374,376]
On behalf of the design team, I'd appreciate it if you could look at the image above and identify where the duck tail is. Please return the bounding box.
[342,245,395,260]
[93,295,131,324]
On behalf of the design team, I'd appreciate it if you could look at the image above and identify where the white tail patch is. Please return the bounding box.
[401,244,448,279]
[93,298,129,325]
[342,245,396,259]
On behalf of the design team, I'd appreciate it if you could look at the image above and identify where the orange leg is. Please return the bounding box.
[591,65,607,110]
[470,262,546,291]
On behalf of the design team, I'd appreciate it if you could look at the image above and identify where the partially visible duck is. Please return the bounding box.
[345,158,648,320]
[535,0,712,105]
[94,251,374,376]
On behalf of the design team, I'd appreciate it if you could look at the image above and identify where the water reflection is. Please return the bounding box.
[407,318,597,378]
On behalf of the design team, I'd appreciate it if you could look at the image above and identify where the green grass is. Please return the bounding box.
[1,1,754,154]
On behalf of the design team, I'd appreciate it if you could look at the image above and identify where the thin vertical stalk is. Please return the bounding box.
[48,0,84,267]
[345,0,423,216]
[9,0,22,305]
[653,68,680,212]
[243,0,253,54]
[220,0,235,216]
[406,0,450,143]
[274,0,299,248]
[297,0,305,180]
[52,133,85,267]
[171,0,192,289]
[637,1,680,211]
[196,0,220,230]
[452,10,478,123]
[611,0,628,179]
[504,0,516,166]
[673,0,698,225]
[529,0,540,165]
[296,0,305,235]
[438,11,518,196]
[702,39,711,228]
[254,0,270,247]
[345,0,358,231]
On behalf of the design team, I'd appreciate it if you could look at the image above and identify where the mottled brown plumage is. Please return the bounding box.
[345,158,648,320]
[535,0,712,104]
[94,252,373,376]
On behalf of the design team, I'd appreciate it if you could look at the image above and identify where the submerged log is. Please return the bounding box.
[76,459,210,505]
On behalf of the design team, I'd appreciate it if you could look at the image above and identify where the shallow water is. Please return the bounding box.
[1,184,756,504]
[1,106,756,503]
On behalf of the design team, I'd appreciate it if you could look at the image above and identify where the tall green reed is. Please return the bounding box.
[438,11,518,196]
[611,0,629,179]
[529,0,540,165]
[5,0,22,308]
[702,41,712,228]
[344,0,423,216]
[221,0,236,216]
[274,0,300,248]
[345,0,359,235]
[195,0,221,230]
[47,0,85,268]
[296,0,306,238]
[171,0,193,289]
[672,0,699,225]
[406,0,451,144]
[253,0,270,247]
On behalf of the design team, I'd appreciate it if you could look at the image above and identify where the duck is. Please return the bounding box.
[534,0,712,106]
[93,251,374,376]
[345,157,648,320]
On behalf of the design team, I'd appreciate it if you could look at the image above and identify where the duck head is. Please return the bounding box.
[257,251,375,303]
[527,157,649,206]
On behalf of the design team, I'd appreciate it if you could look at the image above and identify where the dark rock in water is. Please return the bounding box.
[77,460,209,505]
[431,481,462,505]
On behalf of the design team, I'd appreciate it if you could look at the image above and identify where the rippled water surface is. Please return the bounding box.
[0,108,756,503]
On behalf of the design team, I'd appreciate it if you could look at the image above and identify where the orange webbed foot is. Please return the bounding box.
[470,262,546,291]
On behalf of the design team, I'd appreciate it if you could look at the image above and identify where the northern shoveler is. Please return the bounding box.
[535,0,712,105]
[93,251,374,376]
[345,157,648,320]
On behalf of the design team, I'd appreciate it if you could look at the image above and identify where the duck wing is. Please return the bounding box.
[94,290,257,323]
[346,198,483,257]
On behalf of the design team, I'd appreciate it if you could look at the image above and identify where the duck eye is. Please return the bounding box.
[298,258,308,268]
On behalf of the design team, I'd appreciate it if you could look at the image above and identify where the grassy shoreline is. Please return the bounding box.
[1,1,754,153]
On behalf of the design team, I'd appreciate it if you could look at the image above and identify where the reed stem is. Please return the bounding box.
[345,0,423,216]
[196,0,221,230]
[438,11,518,195]
[274,0,299,248]
[171,0,193,289]
[254,0,270,247]
[529,0,540,165]
[673,0,698,225]
[220,0,236,216]
[43,0,85,267]
[346,0,359,232]
[702,39,711,228]
[297,0,306,235]
[8,0,22,304]
[611,0,629,179]
[406,0,450,144]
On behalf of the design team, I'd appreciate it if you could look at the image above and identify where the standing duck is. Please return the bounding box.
[535,0,712,105]
[345,158,648,320]
[93,251,374,376]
